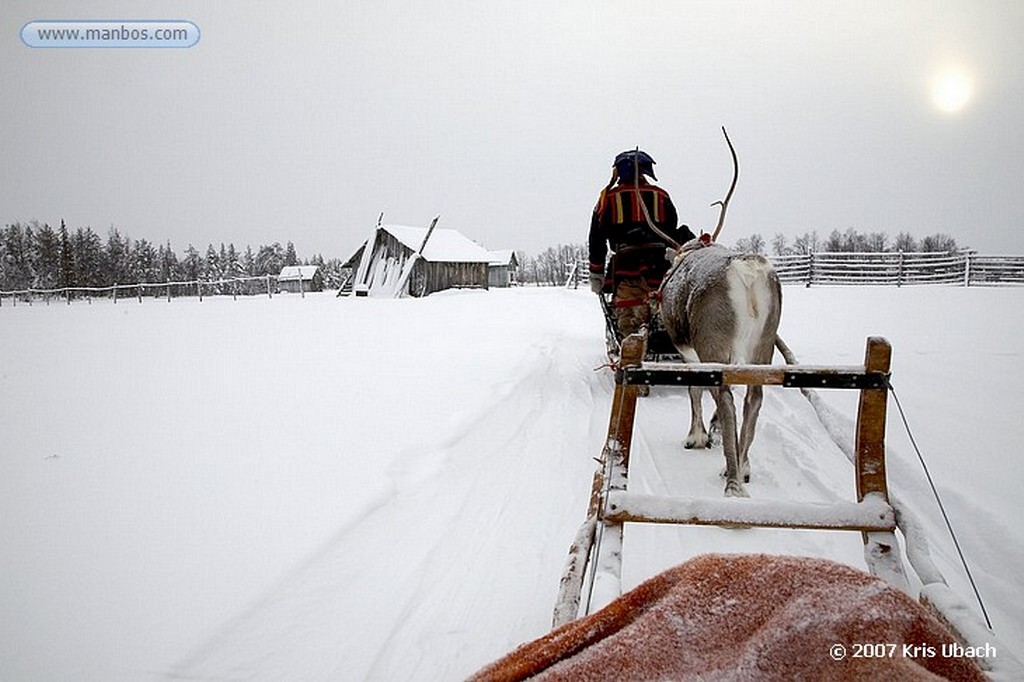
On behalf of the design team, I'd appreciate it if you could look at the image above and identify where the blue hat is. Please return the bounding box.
[613,149,657,181]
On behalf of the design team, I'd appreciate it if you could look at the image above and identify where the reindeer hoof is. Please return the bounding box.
[725,480,749,498]
[684,435,710,449]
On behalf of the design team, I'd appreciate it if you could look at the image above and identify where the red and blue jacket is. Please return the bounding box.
[588,182,691,292]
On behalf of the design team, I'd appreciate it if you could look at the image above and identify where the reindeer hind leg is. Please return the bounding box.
[714,385,747,497]
[738,385,764,483]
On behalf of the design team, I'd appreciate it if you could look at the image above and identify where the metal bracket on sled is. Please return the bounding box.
[782,370,890,390]
[620,367,723,386]
[620,364,890,390]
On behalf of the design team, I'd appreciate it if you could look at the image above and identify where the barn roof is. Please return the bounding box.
[278,265,320,281]
[381,224,493,264]
[489,249,518,267]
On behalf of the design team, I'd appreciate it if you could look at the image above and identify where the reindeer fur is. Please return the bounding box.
[660,242,782,497]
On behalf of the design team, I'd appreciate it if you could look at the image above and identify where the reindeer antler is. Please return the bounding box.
[710,126,739,242]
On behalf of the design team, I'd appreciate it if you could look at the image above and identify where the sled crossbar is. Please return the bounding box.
[622,363,889,389]
[605,491,895,531]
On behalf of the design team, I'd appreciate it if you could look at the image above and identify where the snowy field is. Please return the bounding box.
[1,285,1022,680]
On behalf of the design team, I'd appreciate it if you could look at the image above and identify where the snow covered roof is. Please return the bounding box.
[488,249,517,267]
[381,224,493,264]
[277,265,320,281]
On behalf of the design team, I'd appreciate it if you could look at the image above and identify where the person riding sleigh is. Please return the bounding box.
[588,149,695,338]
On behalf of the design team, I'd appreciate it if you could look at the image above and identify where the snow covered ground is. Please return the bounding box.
[1,285,1021,680]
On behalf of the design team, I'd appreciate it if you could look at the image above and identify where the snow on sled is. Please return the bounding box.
[469,553,987,681]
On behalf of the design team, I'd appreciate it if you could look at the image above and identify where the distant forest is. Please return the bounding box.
[2,220,964,292]
[0,220,347,292]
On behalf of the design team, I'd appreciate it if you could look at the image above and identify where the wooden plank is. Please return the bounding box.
[626,362,889,389]
[855,337,891,501]
[604,492,896,532]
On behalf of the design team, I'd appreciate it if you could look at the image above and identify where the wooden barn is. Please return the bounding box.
[277,265,323,293]
[488,250,520,288]
[342,224,493,297]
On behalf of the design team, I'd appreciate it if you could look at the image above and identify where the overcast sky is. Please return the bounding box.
[3,1,1022,259]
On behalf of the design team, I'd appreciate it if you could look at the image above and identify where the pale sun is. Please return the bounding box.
[930,68,974,114]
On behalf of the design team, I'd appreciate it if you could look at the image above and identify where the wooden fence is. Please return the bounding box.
[566,252,1024,289]
[0,274,300,306]
[772,252,1024,286]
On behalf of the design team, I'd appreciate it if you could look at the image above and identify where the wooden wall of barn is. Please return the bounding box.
[414,260,488,297]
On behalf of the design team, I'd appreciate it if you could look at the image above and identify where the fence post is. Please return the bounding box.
[267,274,272,299]
[964,253,972,287]
[198,280,203,302]
[114,283,118,304]
[897,251,904,288]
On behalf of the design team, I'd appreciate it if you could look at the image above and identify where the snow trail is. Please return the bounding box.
[1,286,1021,680]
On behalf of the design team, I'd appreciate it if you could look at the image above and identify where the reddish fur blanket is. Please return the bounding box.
[470,554,985,681]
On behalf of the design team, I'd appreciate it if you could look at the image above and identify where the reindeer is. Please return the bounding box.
[660,241,781,497]
[655,128,781,497]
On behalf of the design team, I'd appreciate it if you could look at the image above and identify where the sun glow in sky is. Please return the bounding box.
[931,66,975,113]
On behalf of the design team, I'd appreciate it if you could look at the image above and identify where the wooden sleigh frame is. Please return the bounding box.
[552,330,1024,677]
[553,331,908,627]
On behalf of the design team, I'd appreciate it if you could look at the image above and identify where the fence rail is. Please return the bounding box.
[771,252,1023,287]
[6,252,1024,305]
[0,274,299,306]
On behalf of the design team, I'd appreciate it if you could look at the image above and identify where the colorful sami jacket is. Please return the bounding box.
[588,182,691,291]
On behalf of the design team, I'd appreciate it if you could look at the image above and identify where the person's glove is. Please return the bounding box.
[589,273,604,294]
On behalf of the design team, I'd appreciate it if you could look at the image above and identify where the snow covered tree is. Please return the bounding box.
[1,223,35,290]
[180,245,203,282]
[241,246,256,277]
[205,244,221,286]
[893,232,917,253]
[920,233,959,253]
[255,243,285,275]
[130,239,158,284]
[284,241,298,267]
[157,242,179,283]
[223,243,241,280]
[791,231,820,255]
[734,233,765,255]
[770,233,791,256]
[104,228,131,285]
[71,227,103,288]
[59,221,76,290]
[31,222,61,289]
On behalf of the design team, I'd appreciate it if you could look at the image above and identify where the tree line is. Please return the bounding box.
[2,220,968,293]
[0,220,348,293]
[514,228,965,286]
[739,228,962,257]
